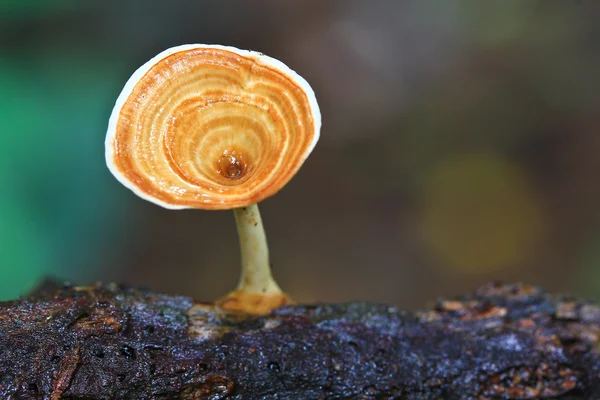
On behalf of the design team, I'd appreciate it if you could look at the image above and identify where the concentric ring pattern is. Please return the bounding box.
[106,44,321,210]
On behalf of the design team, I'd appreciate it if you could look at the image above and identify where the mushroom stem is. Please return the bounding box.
[216,204,293,314]
[232,204,281,294]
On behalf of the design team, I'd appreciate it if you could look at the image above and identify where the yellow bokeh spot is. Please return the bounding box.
[420,153,545,273]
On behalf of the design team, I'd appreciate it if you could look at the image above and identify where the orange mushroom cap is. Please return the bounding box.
[106,44,321,210]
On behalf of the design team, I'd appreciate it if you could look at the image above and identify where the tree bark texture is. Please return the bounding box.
[1,281,599,399]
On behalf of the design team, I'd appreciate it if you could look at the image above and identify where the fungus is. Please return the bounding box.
[105,44,321,314]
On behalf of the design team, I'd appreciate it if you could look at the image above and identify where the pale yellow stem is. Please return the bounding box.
[216,204,292,314]
[233,204,282,294]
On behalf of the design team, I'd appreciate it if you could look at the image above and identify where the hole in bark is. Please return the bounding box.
[143,325,155,335]
[144,345,163,359]
[120,345,136,359]
[28,383,38,392]
[391,386,403,396]
[117,374,126,382]
[267,362,281,373]
[347,341,360,351]
[51,355,60,363]
[71,312,89,325]
[95,349,105,358]
[149,364,156,374]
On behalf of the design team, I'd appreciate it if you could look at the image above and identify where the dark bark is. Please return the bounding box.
[1,281,599,399]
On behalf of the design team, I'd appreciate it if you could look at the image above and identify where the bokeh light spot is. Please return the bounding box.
[420,153,545,273]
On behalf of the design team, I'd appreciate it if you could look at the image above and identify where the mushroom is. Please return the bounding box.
[105,44,321,314]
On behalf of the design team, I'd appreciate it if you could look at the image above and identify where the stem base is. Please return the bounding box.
[216,289,293,314]
[218,204,293,314]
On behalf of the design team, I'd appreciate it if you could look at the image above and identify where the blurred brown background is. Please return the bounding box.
[0,0,599,309]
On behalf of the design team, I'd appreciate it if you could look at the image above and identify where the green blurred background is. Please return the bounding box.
[0,0,599,308]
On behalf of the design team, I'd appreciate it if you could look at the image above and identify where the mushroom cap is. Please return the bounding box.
[106,44,321,210]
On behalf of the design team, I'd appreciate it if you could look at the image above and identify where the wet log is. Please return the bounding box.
[0,281,599,399]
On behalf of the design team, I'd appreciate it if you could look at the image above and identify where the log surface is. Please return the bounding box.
[1,281,599,399]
